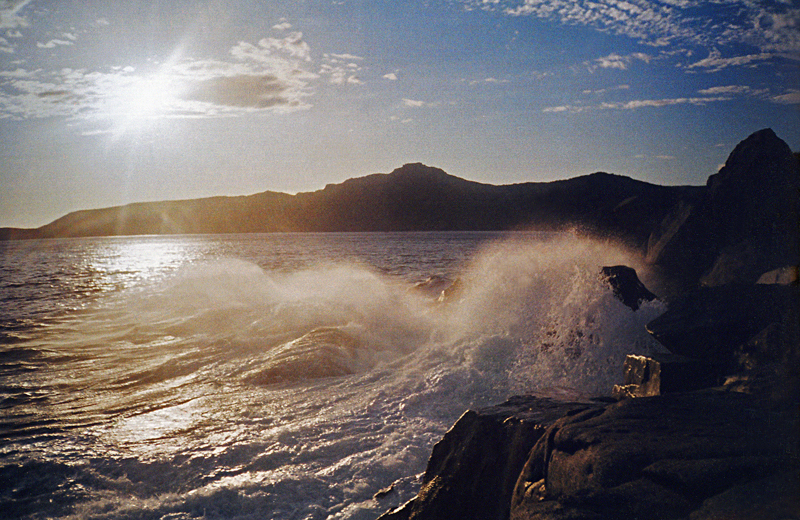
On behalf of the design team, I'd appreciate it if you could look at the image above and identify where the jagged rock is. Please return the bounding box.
[756,265,799,285]
[377,397,599,520]
[510,391,799,520]
[645,284,799,370]
[611,354,721,399]
[599,266,657,311]
[646,129,800,292]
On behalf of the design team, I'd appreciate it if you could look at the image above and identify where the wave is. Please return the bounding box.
[31,234,667,399]
[1,233,672,519]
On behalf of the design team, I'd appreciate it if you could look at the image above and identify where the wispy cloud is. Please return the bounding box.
[771,89,800,105]
[686,48,773,72]
[543,95,731,113]
[37,38,74,49]
[589,52,651,71]
[0,0,33,30]
[0,0,34,52]
[582,84,630,95]
[468,76,510,86]
[383,72,398,81]
[462,0,800,53]
[402,98,427,108]
[696,85,767,96]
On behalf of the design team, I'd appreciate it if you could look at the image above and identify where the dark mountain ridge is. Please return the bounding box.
[0,163,703,250]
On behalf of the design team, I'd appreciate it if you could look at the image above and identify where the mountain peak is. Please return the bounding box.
[389,163,450,179]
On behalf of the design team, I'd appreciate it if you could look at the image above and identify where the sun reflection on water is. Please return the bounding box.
[81,236,205,294]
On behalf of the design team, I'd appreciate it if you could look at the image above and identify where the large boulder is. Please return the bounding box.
[511,391,799,520]
[646,129,799,293]
[645,284,799,373]
[378,397,599,520]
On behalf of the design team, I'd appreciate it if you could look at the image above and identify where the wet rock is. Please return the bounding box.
[611,354,721,399]
[511,391,799,520]
[599,266,657,311]
[374,484,397,500]
[377,397,599,520]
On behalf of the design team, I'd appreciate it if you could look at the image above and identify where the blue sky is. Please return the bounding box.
[1,0,798,228]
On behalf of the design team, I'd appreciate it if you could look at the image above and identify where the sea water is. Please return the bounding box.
[0,232,666,519]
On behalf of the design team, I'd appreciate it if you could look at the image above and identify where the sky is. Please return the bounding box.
[1,0,798,228]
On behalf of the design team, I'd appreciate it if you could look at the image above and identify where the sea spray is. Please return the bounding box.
[1,232,669,520]
[431,233,667,397]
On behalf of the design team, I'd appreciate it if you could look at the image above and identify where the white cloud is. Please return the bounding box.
[771,89,800,104]
[0,67,32,77]
[327,53,364,61]
[686,48,773,72]
[696,85,766,96]
[543,95,732,113]
[272,20,292,31]
[402,98,427,107]
[319,54,364,85]
[0,0,33,30]
[469,77,510,85]
[37,39,74,49]
[590,52,651,71]
[466,0,800,53]
[582,84,630,95]
[383,72,398,80]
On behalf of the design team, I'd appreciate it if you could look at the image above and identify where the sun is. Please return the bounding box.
[115,73,183,120]
[102,70,187,140]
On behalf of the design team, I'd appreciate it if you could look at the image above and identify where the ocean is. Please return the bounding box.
[0,232,667,520]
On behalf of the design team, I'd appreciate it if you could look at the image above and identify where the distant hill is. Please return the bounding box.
[0,163,703,249]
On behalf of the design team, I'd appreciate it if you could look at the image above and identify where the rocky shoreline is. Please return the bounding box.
[376,129,799,520]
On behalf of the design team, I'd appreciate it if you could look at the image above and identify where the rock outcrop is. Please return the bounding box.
[510,391,799,520]
[646,128,800,293]
[599,266,657,311]
[378,397,601,520]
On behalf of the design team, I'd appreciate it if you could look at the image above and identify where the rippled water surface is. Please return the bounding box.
[0,232,666,519]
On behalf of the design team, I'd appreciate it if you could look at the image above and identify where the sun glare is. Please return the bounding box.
[102,71,187,139]
[116,74,182,119]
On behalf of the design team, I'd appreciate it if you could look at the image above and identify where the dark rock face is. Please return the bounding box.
[378,397,599,520]
[510,391,799,520]
[646,128,800,292]
[645,284,799,372]
[599,266,657,311]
